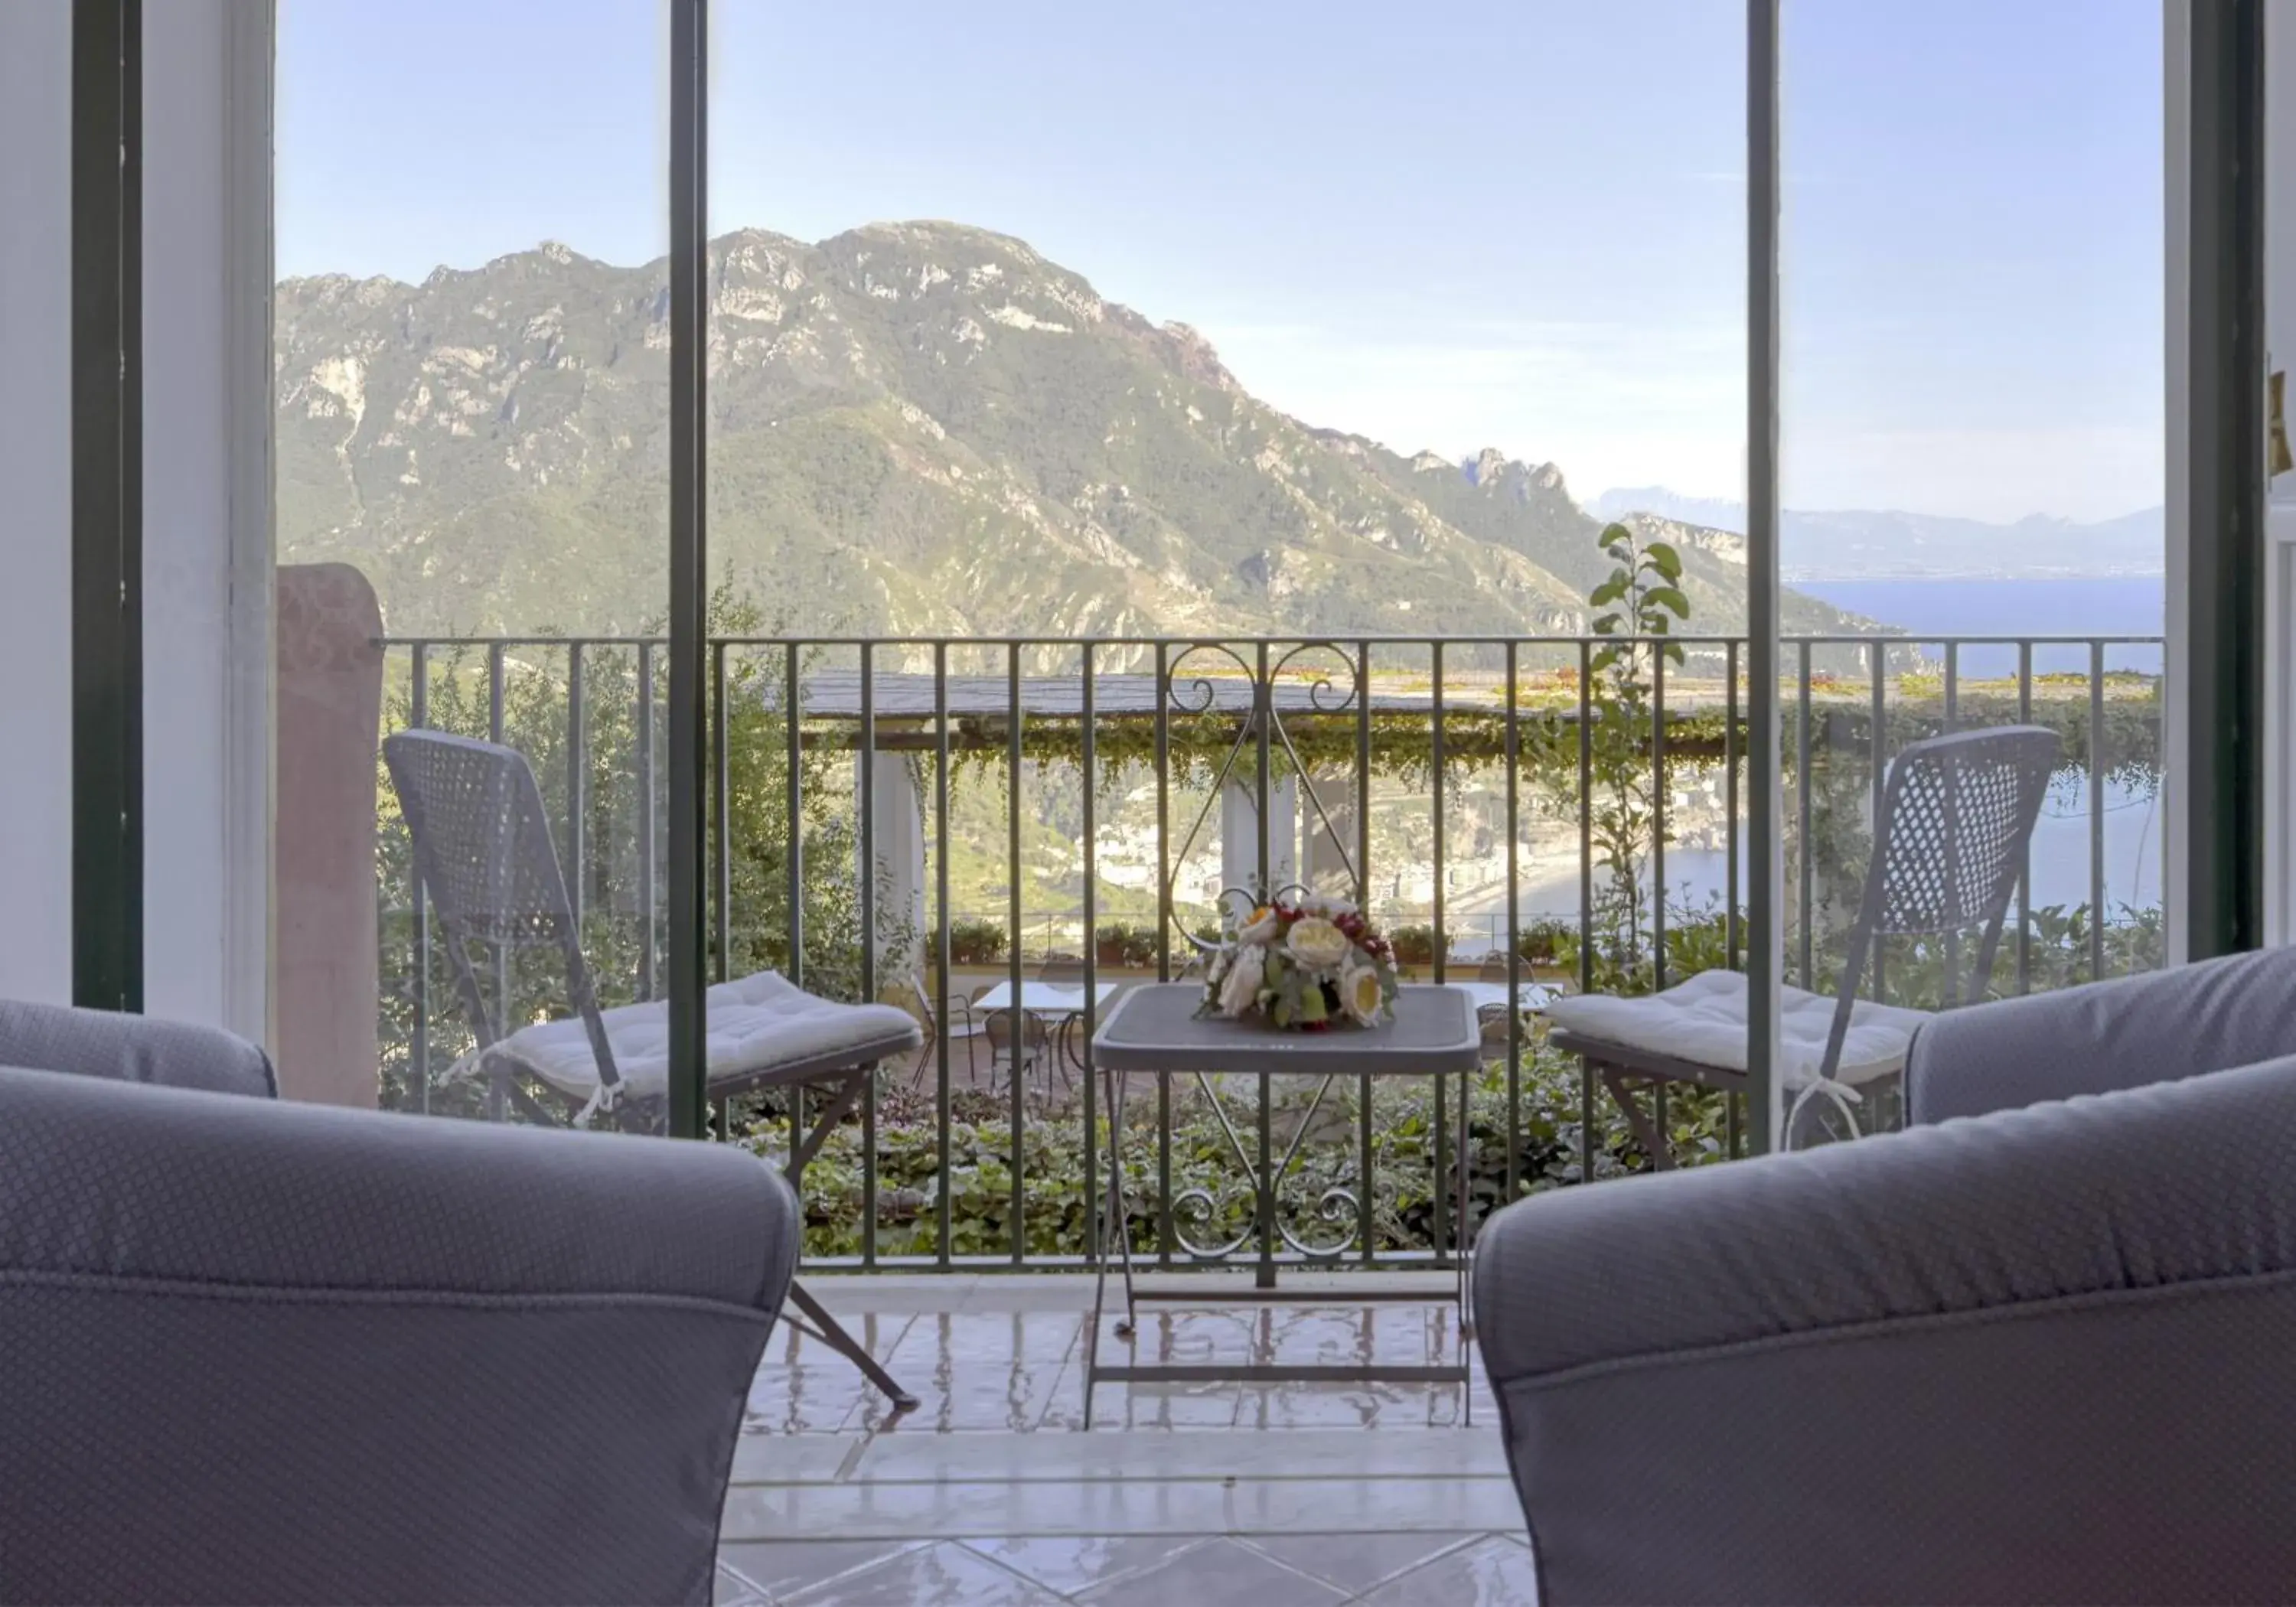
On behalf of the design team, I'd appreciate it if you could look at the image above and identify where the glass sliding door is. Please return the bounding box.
[1779,0,2167,1097]
[705,0,1753,1273]
[275,0,675,1133]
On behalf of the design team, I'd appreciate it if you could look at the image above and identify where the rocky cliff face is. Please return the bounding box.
[277,221,1883,647]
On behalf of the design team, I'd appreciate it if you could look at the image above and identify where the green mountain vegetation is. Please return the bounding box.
[276,220,1887,649]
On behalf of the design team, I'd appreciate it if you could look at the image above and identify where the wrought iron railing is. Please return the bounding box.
[373,631,2164,1270]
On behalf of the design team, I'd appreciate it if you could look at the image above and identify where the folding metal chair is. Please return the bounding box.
[384,729,920,1410]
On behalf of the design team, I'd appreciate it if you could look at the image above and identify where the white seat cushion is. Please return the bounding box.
[1540,969,1931,1088]
[492,970,922,1101]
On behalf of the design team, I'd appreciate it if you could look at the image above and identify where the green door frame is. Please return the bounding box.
[2182,0,2270,959]
[70,0,142,1013]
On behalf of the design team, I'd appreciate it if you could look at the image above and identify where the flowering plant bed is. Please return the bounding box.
[1199,889,1401,1030]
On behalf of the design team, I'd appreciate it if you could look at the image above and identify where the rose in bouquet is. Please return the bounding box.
[1199,890,1400,1031]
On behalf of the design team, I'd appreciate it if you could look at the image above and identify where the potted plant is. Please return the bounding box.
[947,916,1007,967]
[1388,923,1439,970]
[1515,919,1570,969]
[1094,922,1140,969]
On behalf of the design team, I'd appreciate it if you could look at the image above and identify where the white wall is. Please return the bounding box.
[0,0,75,1006]
[0,0,272,1033]
[142,0,272,1041]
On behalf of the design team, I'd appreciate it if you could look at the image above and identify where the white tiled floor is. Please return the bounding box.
[719,1275,1535,1605]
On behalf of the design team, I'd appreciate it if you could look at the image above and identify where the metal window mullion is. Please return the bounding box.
[2183,0,2268,960]
[70,0,143,1015]
[1743,0,1785,1154]
[663,0,710,1140]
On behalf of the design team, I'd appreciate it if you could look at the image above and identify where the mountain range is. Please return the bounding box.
[1585,487,2164,581]
[275,221,1887,647]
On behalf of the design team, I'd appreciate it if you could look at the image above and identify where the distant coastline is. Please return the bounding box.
[1794,575,2165,678]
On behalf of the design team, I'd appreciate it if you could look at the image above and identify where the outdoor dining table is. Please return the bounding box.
[968,979,1128,1073]
[1081,982,1485,1428]
[967,979,1128,1018]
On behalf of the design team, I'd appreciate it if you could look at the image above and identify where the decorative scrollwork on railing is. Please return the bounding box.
[1275,1182,1362,1260]
[1170,1183,1257,1261]
[1159,641,1262,960]
[1267,640,1366,900]
[1159,639,1371,963]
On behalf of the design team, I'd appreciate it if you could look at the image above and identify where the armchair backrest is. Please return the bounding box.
[0,999,275,1099]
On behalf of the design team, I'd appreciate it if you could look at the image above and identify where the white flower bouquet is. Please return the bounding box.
[1199,890,1401,1031]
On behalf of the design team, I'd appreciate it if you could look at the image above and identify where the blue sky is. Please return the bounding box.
[276,0,2163,522]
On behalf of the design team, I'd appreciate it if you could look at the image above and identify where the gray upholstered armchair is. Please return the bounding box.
[0,1001,799,1606]
[1474,948,2296,1606]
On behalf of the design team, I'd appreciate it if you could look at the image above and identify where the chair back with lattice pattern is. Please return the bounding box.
[983,1009,1046,1062]
[383,730,620,1095]
[1818,725,2060,1081]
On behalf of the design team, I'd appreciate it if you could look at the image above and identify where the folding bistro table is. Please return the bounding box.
[1083,983,1486,1426]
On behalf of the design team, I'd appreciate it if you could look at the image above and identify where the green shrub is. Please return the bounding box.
[751,1038,1727,1260]
[948,916,1007,966]
[1094,921,1159,967]
[1390,924,1440,967]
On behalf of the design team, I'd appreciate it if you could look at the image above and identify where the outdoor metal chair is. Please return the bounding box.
[383,728,920,1410]
[1037,955,1088,986]
[983,1006,1050,1094]
[1543,725,2060,1157]
[906,974,984,1088]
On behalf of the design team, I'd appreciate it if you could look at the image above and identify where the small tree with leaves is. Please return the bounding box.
[1585,521,1690,987]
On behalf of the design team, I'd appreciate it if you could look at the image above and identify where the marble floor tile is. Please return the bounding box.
[1355,1534,1541,1605]
[844,1426,1503,1484]
[851,1309,1084,1436]
[960,1534,1212,1596]
[716,1540,926,1602]
[1225,1475,1527,1535]
[1238,1531,1482,1598]
[729,1432,859,1485]
[1074,1537,1345,1605]
[783,1540,1065,1605]
[1035,1353,1246,1432]
[722,1474,1239,1541]
[714,1563,771,1606]
[745,1310,921,1435]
